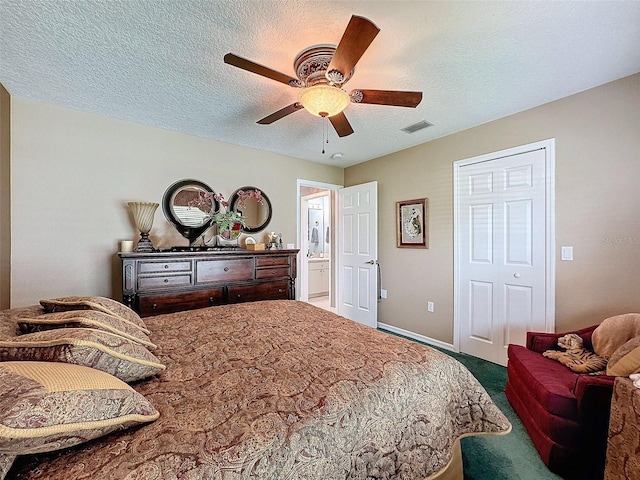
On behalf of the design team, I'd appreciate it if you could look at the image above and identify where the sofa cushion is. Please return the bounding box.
[506,366,581,445]
[606,335,640,376]
[527,326,598,353]
[592,313,640,358]
[505,379,580,478]
[507,344,579,420]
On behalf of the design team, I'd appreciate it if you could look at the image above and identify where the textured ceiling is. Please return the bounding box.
[1,1,639,167]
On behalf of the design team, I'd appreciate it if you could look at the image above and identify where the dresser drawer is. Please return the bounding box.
[195,259,254,283]
[138,288,224,317]
[138,274,191,290]
[120,250,299,314]
[255,266,290,279]
[227,281,289,303]
[255,256,290,267]
[138,261,191,273]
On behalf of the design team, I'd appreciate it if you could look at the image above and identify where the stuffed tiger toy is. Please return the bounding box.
[543,333,608,374]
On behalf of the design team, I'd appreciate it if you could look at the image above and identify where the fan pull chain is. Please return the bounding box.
[326,117,330,147]
[321,116,329,154]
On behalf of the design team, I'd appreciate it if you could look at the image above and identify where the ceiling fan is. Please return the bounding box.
[224,15,423,138]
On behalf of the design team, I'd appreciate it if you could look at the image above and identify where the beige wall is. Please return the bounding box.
[6,74,639,341]
[345,73,640,343]
[9,98,343,307]
[0,84,10,310]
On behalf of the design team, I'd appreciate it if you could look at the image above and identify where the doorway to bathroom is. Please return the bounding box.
[297,180,341,312]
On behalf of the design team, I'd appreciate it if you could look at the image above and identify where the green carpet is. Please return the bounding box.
[379,329,563,480]
[444,349,562,480]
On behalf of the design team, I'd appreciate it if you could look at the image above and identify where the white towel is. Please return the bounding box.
[630,373,640,389]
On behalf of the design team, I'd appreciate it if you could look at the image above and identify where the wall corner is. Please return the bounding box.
[0,83,11,309]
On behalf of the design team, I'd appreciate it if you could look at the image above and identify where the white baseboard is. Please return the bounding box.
[378,322,458,353]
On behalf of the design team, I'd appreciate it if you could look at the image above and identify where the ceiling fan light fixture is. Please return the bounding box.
[298,85,350,117]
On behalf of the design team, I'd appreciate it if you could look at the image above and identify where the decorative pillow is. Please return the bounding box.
[18,310,156,349]
[40,296,149,333]
[0,454,14,480]
[592,313,640,358]
[543,334,608,374]
[0,328,165,383]
[0,306,43,342]
[0,314,18,342]
[0,361,159,459]
[607,336,640,376]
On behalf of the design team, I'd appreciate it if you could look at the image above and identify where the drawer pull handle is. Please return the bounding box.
[164,279,169,283]
[278,289,283,293]
[164,264,169,269]
[152,304,157,310]
[209,297,215,303]
[224,267,230,272]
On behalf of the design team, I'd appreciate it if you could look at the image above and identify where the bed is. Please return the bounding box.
[1,300,510,479]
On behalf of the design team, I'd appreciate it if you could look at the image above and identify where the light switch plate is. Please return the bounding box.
[561,246,573,261]
[380,289,387,299]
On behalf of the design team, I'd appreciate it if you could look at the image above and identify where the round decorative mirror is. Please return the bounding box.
[162,179,219,243]
[228,186,272,233]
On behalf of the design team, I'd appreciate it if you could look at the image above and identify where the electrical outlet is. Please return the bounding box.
[427,301,434,312]
[380,289,388,299]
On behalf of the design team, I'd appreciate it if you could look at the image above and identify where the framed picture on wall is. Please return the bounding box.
[396,198,428,248]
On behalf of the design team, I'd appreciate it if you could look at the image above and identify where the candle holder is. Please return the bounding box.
[128,201,159,252]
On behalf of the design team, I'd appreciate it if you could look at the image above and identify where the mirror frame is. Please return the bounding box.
[162,179,219,243]
[228,186,272,233]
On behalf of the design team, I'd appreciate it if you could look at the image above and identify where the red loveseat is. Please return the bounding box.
[506,325,616,479]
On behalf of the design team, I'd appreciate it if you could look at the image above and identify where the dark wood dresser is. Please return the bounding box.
[118,249,299,317]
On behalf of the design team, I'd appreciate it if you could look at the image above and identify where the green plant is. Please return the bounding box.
[213,189,263,232]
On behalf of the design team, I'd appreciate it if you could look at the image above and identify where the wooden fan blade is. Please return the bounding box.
[329,112,354,137]
[327,16,380,82]
[257,103,304,124]
[224,53,300,87]
[350,90,423,107]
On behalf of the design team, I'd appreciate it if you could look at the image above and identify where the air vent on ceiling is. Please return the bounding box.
[401,120,433,134]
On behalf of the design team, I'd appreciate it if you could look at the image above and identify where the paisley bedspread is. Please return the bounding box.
[8,300,510,479]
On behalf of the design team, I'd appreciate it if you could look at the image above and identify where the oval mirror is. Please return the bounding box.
[228,186,272,233]
[162,179,219,243]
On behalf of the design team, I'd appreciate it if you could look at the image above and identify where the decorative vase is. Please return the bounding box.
[216,223,241,247]
[128,201,159,252]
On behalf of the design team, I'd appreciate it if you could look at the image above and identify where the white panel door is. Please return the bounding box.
[458,148,549,365]
[338,181,378,328]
